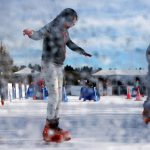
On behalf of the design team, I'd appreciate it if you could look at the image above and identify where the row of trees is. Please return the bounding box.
[0,42,97,84]
[0,42,13,81]
[12,64,97,85]
[0,42,145,85]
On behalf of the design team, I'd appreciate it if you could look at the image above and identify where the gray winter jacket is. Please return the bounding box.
[30,8,87,65]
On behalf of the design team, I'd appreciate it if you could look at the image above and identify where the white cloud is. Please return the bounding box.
[0,0,150,68]
[99,55,112,65]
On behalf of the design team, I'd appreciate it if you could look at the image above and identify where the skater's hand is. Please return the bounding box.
[23,29,33,37]
[83,52,92,57]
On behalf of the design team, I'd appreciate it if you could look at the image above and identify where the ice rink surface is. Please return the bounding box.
[0,96,150,150]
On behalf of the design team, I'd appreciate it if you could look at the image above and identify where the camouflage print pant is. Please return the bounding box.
[41,62,63,120]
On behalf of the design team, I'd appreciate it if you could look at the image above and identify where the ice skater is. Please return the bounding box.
[0,79,6,106]
[143,44,150,124]
[23,8,92,142]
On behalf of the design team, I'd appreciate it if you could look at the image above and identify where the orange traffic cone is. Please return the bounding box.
[126,87,131,99]
[135,88,142,101]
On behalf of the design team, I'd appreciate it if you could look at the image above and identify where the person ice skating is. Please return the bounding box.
[143,44,150,124]
[23,8,92,142]
[0,79,6,106]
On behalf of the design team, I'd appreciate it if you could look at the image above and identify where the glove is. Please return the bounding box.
[83,52,92,57]
[23,29,33,37]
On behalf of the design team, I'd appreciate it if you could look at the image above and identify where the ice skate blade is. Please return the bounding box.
[65,137,71,141]
[43,133,64,143]
[143,118,150,125]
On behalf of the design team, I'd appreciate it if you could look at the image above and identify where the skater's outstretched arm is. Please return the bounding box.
[66,38,92,57]
[23,24,50,40]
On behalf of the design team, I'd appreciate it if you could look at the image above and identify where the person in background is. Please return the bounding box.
[0,79,7,106]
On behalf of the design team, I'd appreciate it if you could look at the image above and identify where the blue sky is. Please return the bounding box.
[0,0,150,69]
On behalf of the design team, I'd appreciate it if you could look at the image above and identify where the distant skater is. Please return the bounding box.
[0,79,6,106]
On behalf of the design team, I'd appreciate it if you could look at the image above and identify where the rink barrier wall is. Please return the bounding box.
[6,83,100,102]
[7,83,68,101]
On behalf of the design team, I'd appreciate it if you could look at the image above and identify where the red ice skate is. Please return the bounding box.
[43,118,71,143]
[43,124,63,143]
[142,109,150,124]
[55,126,71,141]
[1,100,4,106]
